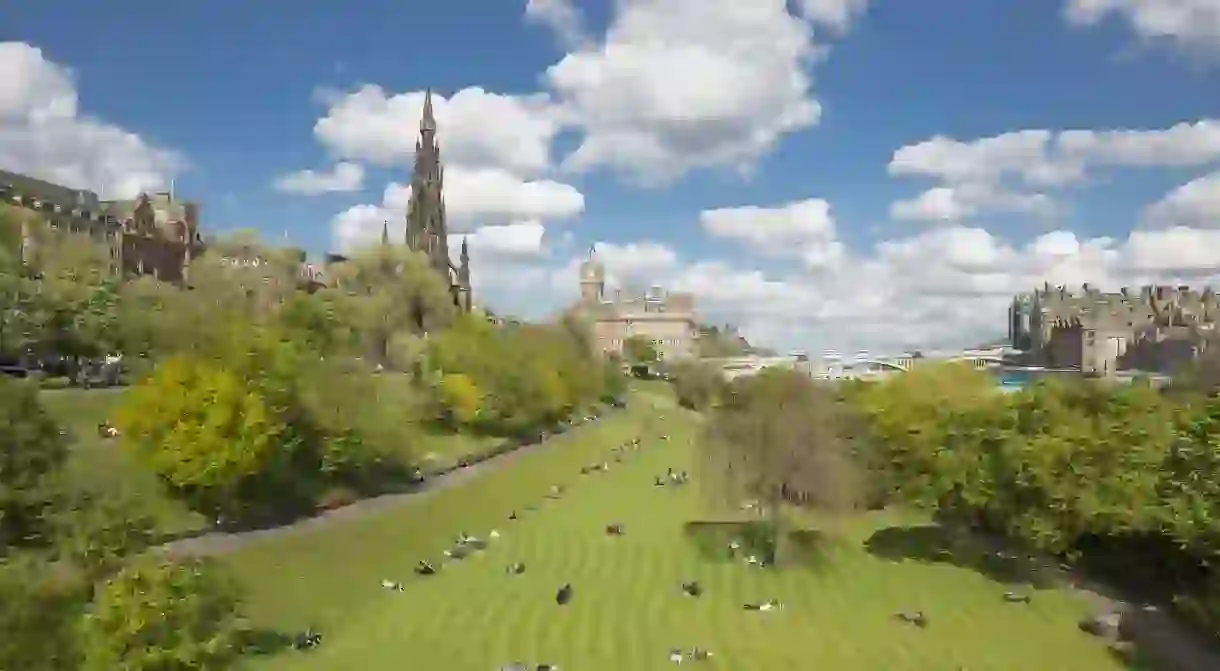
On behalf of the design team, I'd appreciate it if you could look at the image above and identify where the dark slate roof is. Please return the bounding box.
[0,169,100,211]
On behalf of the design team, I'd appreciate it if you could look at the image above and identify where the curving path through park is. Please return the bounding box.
[158,397,660,558]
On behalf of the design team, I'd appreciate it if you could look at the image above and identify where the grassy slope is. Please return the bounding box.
[231,391,1125,671]
[39,383,509,537]
[40,388,207,535]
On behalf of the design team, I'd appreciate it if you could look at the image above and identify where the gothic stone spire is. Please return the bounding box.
[405,89,446,260]
[404,89,457,304]
[420,88,437,135]
[459,235,470,283]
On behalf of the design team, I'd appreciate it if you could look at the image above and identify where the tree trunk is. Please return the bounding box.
[769,492,786,566]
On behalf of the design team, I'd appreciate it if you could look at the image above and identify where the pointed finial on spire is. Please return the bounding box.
[421,89,437,134]
[588,243,597,258]
[381,220,390,245]
[460,235,469,258]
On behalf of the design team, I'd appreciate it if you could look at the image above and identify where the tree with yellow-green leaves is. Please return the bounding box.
[78,556,245,671]
[701,368,860,566]
[116,354,300,521]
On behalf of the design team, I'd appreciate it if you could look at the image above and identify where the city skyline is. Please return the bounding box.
[2,0,1218,354]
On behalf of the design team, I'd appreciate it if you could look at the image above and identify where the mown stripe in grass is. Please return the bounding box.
[236,395,1127,671]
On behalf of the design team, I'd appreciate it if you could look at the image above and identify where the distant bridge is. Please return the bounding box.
[819,347,1013,378]
[704,348,1011,379]
[703,355,812,379]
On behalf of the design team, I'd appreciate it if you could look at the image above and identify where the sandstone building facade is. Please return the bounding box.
[572,246,698,361]
[1010,283,1219,375]
[0,168,205,282]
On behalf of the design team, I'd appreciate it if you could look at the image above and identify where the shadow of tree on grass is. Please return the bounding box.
[238,626,298,657]
[864,524,1058,588]
[683,520,833,571]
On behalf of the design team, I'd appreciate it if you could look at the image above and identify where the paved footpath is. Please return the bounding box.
[157,410,639,558]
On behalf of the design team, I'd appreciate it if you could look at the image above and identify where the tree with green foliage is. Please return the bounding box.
[427,314,610,436]
[0,554,87,671]
[600,355,629,402]
[0,252,41,359]
[53,492,158,580]
[623,334,660,365]
[668,360,725,410]
[79,556,245,671]
[0,219,120,362]
[33,233,122,359]
[0,376,68,548]
[701,368,859,565]
[325,243,457,366]
[275,290,358,358]
[695,323,754,358]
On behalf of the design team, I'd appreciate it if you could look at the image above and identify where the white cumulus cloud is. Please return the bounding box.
[1064,0,1220,58]
[700,198,845,269]
[313,86,559,175]
[0,42,184,199]
[273,161,364,195]
[539,0,827,185]
[889,120,1220,224]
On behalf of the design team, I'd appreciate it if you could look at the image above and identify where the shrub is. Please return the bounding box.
[0,554,88,671]
[53,491,158,580]
[0,376,68,548]
[79,556,244,671]
[436,372,484,427]
[116,355,300,521]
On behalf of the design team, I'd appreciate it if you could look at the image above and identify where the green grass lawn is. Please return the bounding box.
[227,391,1129,671]
[41,388,209,535]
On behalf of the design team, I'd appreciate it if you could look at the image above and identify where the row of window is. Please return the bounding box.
[608,337,684,348]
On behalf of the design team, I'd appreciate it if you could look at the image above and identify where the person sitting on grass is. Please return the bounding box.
[293,627,322,650]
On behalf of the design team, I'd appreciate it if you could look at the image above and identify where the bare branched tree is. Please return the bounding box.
[700,368,859,565]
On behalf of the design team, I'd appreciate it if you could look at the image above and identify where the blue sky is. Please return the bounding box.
[3,0,1220,353]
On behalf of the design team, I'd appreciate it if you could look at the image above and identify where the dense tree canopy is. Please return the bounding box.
[0,375,68,548]
[849,363,1220,638]
[324,244,457,364]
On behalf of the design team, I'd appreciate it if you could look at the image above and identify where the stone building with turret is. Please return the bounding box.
[403,90,472,312]
[0,168,205,283]
[571,245,698,361]
[1010,283,1220,375]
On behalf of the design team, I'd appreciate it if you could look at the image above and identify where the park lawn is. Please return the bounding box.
[40,388,209,536]
[229,392,1128,671]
